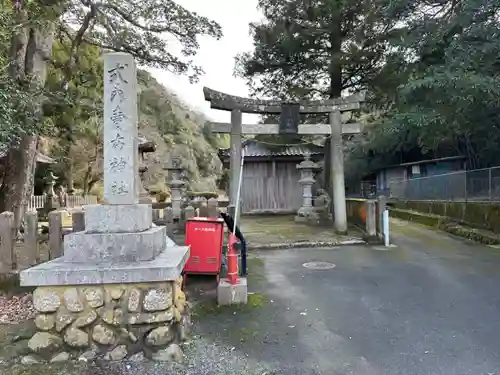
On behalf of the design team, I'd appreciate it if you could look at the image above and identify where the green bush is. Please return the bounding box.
[187,191,218,199]
[89,184,104,203]
[156,191,170,202]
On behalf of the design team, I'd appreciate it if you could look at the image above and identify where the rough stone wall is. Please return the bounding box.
[25,277,189,363]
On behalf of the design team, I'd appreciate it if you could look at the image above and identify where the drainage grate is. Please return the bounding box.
[302,261,336,270]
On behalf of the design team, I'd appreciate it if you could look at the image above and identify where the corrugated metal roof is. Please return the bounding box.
[219,139,323,158]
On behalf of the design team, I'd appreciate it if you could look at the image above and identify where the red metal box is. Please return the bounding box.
[184,217,224,275]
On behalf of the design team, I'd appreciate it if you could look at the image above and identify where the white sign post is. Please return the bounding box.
[383,209,390,247]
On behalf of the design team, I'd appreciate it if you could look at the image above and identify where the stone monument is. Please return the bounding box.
[20,53,190,363]
[295,151,320,223]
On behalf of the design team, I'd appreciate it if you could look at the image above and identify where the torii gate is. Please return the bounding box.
[203,87,365,233]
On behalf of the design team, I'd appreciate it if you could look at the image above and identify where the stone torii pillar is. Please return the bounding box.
[330,110,347,233]
[230,109,242,207]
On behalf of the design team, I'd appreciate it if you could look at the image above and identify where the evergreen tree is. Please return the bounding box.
[235,0,407,191]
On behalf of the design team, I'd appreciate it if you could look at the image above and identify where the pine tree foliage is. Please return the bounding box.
[236,0,500,188]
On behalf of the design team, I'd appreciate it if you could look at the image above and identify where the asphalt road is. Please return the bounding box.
[215,219,500,375]
[4,218,498,375]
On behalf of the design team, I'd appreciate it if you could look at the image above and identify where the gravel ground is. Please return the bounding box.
[2,336,274,375]
[0,271,275,375]
[107,337,273,375]
[0,294,36,324]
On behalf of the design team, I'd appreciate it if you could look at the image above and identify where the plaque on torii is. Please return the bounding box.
[279,103,301,134]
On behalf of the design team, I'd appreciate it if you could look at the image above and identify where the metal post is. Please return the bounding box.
[489,168,492,202]
[464,170,468,203]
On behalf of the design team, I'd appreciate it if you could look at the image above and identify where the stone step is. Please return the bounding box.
[63,226,167,263]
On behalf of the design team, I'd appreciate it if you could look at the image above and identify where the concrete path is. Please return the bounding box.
[198,218,500,374]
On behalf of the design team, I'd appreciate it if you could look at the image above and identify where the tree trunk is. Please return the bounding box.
[61,7,97,195]
[0,7,56,235]
[82,164,93,195]
[66,141,75,194]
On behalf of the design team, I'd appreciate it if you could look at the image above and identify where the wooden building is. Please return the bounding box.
[219,140,323,214]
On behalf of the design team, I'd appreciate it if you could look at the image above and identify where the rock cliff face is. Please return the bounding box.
[136,70,227,193]
[39,70,226,197]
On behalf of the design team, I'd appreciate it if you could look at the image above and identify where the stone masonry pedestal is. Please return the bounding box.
[20,53,189,364]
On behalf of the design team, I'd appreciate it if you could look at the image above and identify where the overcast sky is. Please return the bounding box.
[147,0,263,123]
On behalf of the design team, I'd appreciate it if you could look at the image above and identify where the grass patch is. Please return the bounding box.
[0,274,34,296]
[192,292,268,319]
[240,215,357,245]
[0,321,36,363]
[245,256,265,283]
[3,363,80,375]
[247,292,267,308]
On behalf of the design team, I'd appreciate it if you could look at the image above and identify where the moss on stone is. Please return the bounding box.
[394,200,500,234]
[390,207,500,245]
[390,208,442,228]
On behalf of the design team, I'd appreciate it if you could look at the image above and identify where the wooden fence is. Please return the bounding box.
[0,197,222,273]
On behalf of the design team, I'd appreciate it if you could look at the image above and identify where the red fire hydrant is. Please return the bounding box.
[226,232,239,285]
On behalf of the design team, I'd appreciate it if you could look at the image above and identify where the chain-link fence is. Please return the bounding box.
[388,166,500,202]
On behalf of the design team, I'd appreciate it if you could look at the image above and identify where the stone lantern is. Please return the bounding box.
[295,151,320,223]
[46,171,57,197]
[42,171,59,212]
[164,155,186,219]
[138,136,156,204]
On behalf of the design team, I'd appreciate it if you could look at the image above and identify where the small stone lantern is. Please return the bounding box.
[295,151,320,223]
[46,171,57,197]
[164,156,186,219]
[138,136,156,204]
[42,171,59,212]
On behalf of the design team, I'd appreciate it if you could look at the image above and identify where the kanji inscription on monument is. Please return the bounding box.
[103,53,139,204]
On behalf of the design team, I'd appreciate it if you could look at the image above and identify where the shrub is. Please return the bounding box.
[186,191,218,200]
[156,191,170,202]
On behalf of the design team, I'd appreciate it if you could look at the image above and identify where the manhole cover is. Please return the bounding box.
[302,261,336,270]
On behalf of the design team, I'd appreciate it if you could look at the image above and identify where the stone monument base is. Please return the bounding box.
[20,247,190,363]
[217,277,248,306]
